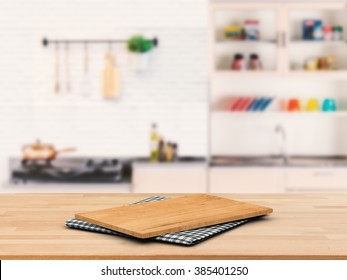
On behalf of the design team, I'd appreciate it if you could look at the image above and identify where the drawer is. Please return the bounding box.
[210,167,283,193]
[285,168,347,191]
[132,165,207,193]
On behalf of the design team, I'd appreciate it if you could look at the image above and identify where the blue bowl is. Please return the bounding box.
[322,98,336,112]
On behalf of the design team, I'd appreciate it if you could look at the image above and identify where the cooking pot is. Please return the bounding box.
[22,140,76,161]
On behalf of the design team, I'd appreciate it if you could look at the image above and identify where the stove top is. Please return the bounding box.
[11,157,132,184]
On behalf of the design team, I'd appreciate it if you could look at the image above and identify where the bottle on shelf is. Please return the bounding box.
[158,137,165,162]
[165,142,174,162]
[172,143,178,161]
[333,26,343,41]
[248,54,262,70]
[231,54,246,70]
[323,26,333,41]
[150,123,159,162]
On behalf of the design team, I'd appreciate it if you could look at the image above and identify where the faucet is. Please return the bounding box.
[274,124,288,164]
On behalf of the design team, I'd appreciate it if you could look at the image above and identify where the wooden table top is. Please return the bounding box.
[1,193,347,260]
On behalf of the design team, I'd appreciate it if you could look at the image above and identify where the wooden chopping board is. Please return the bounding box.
[75,194,273,239]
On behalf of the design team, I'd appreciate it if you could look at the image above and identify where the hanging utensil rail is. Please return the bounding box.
[42,37,159,47]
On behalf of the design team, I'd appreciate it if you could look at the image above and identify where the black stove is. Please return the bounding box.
[11,157,132,184]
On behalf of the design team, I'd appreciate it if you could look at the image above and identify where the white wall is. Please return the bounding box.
[0,0,208,184]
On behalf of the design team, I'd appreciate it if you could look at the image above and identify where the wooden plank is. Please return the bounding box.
[75,194,273,238]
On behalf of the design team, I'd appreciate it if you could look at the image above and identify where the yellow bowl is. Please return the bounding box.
[306,99,320,111]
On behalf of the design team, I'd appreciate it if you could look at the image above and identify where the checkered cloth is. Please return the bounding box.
[65,196,249,246]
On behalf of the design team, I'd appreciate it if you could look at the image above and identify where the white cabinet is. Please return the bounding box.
[210,166,347,193]
[132,163,207,193]
[286,3,347,75]
[133,164,347,193]
[209,2,347,77]
[209,2,347,161]
[210,3,281,75]
[285,168,347,192]
[209,167,283,193]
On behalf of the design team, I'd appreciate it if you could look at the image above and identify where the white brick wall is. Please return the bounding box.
[0,0,208,183]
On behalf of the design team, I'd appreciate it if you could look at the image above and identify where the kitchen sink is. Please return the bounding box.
[211,156,285,167]
[211,156,347,167]
[285,156,347,167]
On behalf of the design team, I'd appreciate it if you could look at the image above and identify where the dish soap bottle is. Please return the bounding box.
[150,123,159,162]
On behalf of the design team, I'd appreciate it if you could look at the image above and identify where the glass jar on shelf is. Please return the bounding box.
[231,54,246,70]
[248,54,262,70]
[333,26,343,41]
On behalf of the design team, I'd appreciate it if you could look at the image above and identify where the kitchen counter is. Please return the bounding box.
[6,156,206,187]
[1,193,347,260]
[211,156,347,167]
[133,159,207,168]
[0,182,131,193]
[134,156,206,164]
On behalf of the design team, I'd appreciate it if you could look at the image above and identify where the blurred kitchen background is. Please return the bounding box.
[0,0,208,192]
[2,0,347,193]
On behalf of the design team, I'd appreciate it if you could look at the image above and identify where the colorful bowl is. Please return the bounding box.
[287,99,301,111]
[322,98,336,112]
[306,98,320,111]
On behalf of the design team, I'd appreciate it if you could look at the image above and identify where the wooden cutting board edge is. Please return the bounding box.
[75,207,273,239]
[75,194,273,239]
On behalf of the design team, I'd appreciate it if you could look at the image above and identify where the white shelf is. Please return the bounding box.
[212,111,347,117]
[212,70,279,77]
[212,70,347,79]
[288,71,347,79]
[290,40,346,46]
[216,39,276,45]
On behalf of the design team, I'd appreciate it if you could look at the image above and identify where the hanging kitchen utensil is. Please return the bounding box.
[80,42,92,97]
[54,43,60,93]
[65,43,71,93]
[102,43,120,99]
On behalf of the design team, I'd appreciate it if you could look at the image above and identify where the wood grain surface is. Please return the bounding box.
[75,194,273,238]
[0,193,347,259]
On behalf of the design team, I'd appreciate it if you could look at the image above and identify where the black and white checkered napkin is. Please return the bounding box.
[65,196,249,246]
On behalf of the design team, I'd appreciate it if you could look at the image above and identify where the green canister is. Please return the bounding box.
[333,26,343,41]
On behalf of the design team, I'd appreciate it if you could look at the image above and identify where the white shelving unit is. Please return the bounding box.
[212,111,347,117]
[208,2,347,193]
[216,40,277,45]
[290,40,346,45]
[209,2,347,77]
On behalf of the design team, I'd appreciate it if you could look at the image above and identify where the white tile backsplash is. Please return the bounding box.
[0,0,208,185]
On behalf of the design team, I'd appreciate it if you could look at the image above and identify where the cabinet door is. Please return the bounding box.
[132,165,207,193]
[209,2,282,75]
[285,168,347,192]
[209,167,283,193]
